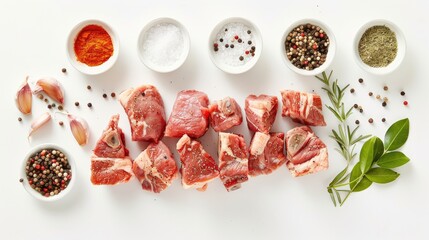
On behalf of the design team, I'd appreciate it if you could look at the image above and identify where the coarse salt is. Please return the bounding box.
[141,23,184,67]
[213,22,256,67]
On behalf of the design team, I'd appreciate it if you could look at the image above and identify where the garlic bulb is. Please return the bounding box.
[29,112,51,138]
[68,114,89,146]
[16,76,32,114]
[34,77,64,104]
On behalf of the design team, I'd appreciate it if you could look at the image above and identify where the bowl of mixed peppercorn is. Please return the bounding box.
[281,19,336,76]
[20,144,76,201]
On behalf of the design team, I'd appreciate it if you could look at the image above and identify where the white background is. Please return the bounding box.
[1,0,428,239]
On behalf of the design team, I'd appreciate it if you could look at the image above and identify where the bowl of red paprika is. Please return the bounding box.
[67,19,119,75]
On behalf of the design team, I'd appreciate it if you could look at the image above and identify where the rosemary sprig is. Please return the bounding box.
[316,71,371,206]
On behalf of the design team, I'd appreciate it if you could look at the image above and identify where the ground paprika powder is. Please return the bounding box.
[74,25,113,66]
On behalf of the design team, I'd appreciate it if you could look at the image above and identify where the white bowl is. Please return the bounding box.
[208,17,262,74]
[353,19,406,75]
[21,144,76,202]
[137,18,190,73]
[67,19,119,75]
[281,19,336,76]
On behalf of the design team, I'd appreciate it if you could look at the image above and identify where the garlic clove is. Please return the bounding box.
[68,114,89,146]
[29,112,51,138]
[16,76,32,114]
[34,77,64,104]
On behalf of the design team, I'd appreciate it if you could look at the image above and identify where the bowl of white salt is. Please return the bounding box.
[209,17,262,74]
[138,18,190,73]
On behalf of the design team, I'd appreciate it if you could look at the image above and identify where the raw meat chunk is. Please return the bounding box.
[245,94,278,133]
[119,85,166,142]
[91,115,133,185]
[165,90,210,138]
[281,90,326,126]
[285,126,328,177]
[176,134,219,191]
[248,132,286,176]
[218,132,248,191]
[91,157,133,185]
[209,97,243,132]
[93,114,128,158]
[132,141,178,193]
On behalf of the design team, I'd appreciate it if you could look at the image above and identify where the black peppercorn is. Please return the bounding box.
[225,44,229,48]
[58,105,63,111]
[400,91,405,96]
[75,102,79,107]
[359,109,363,113]
[59,121,64,126]
[350,88,355,93]
[18,117,22,122]
[382,102,387,107]
[220,38,223,42]
[87,85,91,90]
[355,120,360,124]
[239,56,244,61]
[248,40,252,45]
[238,39,242,43]
[47,105,52,109]
[359,78,363,83]
[61,68,67,73]
[353,104,358,108]
[111,92,116,98]
[369,92,373,96]
[103,93,107,98]
[382,118,386,122]
[247,30,251,34]
[368,118,374,123]
[230,44,234,48]
[383,86,388,91]
[19,178,24,183]
[87,103,92,108]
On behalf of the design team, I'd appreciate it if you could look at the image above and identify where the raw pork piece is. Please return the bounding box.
[177,134,219,191]
[285,126,328,177]
[91,115,133,185]
[280,90,326,126]
[218,132,248,191]
[245,94,278,133]
[248,132,287,176]
[132,141,178,193]
[209,97,243,132]
[165,90,210,138]
[119,85,166,142]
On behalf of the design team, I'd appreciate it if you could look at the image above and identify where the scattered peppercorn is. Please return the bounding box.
[247,30,251,34]
[48,105,52,109]
[18,117,22,122]
[355,120,360,125]
[382,101,387,107]
[368,92,373,96]
[403,101,408,106]
[239,56,244,61]
[225,28,228,32]
[376,95,381,100]
[358,78,363,83]
[368,118,374,123]
[248,40,252,45]
[59,121,64,126]
[350,88,355,93]
[87,85,91,90]
[383,86,388,91]
[44,98,49,103]
[359,109,363,113]
[19,178,24,183]
[220,38,223,42]
[382,118,386,122]
[61,68,67,73]
[52,103,56,108]
[230,44,234,48]
[383,97,389,102]
[238,39,242,43]
[353,104,358,108]
[400,91,405,96]
[37,94,44,100]
[58,105,63,111]
[111,92,116,98]
[225,44,229,48]
[103,93,107,98]
[75,102,80,107]
[251,46,255,51]
[87,103,92,108]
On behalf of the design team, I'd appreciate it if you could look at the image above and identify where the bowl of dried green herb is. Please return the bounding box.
[354,19,406,75]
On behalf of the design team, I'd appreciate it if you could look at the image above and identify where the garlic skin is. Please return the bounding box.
[29,112,51,137]
[16,76,32,114]
[34,77,64,104]
[68,114,89,146]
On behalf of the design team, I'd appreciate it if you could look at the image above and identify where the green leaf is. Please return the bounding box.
[365,168,400,184]
[353,176,373,192]
[384,118,410,151]
[360,137,384,173]
[377,151,410,168]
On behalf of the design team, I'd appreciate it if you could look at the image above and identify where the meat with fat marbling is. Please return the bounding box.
[165,90,210,138]
[218,132,248,191]
[119,85,166,142]
[285,126,328,177]
[280,90,326,126]
[248,132,286,176]
[176,134,219,191]
[245,94,278,133]
[209,97,243,132]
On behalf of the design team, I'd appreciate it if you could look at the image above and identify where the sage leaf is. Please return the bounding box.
[360,137,384,173]
[377,151,410,168]
[384,118,410,151]
[365,168,400,184]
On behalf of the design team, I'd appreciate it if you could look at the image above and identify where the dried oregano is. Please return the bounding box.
[358,25,398,67]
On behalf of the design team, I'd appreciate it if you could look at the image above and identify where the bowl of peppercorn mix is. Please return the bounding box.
[67,19,119,75]
[353,19,406,75]
[281,19,336,76]
[21,144,76,201]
